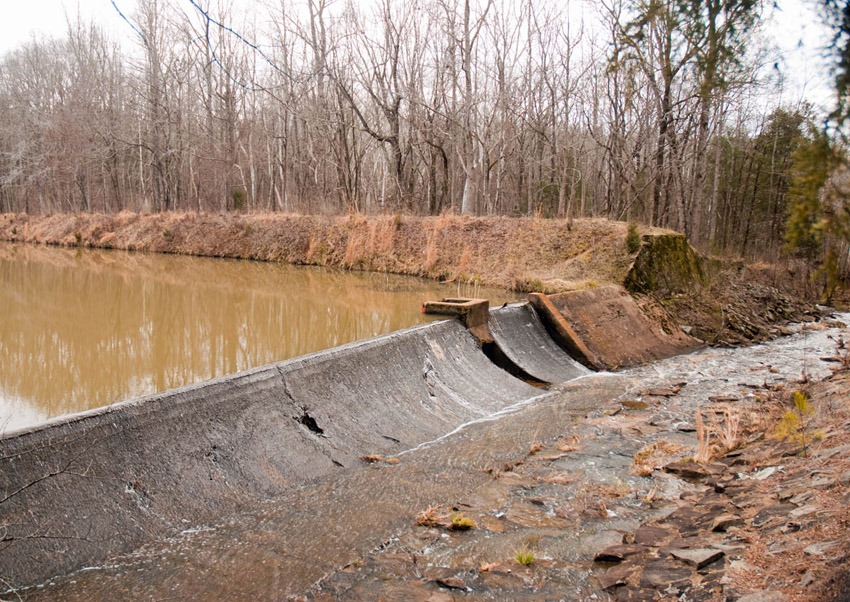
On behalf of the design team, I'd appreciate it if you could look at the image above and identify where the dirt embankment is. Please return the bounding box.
[0,212,641,293]
[0,211,824,344]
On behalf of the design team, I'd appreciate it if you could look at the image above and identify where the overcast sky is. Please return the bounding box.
[0,0,836,112]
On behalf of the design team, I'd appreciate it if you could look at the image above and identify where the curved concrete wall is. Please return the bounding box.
[489,303,589,383]
[0,320,540,589]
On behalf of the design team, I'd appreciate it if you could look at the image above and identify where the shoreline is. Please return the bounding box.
[0,211,642,293]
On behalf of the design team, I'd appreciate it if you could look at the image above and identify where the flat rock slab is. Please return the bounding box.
[669,548,724,569]
[631,525,675,547]
[665,461,728,479]
[599,561,642,590]
[644,386,682,397]
[711,514,744,532]
[751,504,795,528]
[594,544,649,563]
[639,559,692,588]
[803,541,839,557]
[737,591,788,602]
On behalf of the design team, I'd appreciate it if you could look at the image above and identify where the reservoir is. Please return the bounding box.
[0,243,512,433]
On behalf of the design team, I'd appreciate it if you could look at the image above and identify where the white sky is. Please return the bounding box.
[0,0,837,112]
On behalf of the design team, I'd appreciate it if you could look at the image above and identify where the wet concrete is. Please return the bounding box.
[488,303,589,384]
[11,375,620,601]
[8,315,847,601]
[0,319,538,589]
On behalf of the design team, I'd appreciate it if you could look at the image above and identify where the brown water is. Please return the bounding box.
[0,243,513,432]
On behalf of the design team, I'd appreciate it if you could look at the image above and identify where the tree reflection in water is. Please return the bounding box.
[0,243,512,431]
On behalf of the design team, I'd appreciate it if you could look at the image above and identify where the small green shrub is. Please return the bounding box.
[74,231,82,245]
[449,512,476,531]
[515,544,534,566]
[232,187,247,210]
[774,391,821,455]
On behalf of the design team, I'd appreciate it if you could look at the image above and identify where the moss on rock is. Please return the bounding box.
[624,234,706,296]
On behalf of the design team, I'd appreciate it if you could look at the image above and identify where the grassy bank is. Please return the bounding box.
[0,212,651,293]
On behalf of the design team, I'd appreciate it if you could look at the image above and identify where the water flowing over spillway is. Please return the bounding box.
[1,285,845,599]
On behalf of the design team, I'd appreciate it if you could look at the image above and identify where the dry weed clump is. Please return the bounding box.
[632,439,686,476]
[568,481,630,519]
[527,442,544,456]
[449,512,476,530]
[694,406,744,463]
[514,544,535,566]
[342,217,372,270]
[556,435,581,453]
[543,472,576,485]
[455,245,472,280]
[415,505,441,527]
[423,225,441,274]
[360,454,384,464]
[414,505,476,531]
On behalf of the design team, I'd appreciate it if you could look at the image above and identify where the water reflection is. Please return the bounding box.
[0,243,513,432]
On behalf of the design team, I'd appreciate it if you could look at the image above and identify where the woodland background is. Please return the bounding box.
[0,0,846,270]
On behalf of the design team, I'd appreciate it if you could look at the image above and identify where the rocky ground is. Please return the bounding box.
[298,318,850,602]
[661,274,825,347]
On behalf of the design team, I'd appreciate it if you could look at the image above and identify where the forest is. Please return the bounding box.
[0,0,846,267]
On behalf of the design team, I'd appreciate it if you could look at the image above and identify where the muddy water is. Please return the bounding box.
[0,243,513,432]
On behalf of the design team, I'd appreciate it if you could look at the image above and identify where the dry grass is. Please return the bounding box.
[632,439,686,476]
[542,472,576,485]
[555,435,581,453]
[414,505,476,531]
[415,505,441,528]
[694,405,747,463]
[514,544,535,566]
[0,212,643,293]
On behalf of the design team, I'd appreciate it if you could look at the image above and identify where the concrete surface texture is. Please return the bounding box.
[534,285,702,370]
[0,287,702,592]
[488,302,589,383]
[13,315,847,601]
[0,319,539,589]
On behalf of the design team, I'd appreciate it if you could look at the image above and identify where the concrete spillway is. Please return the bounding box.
[0,318,544,589]
[489,303,589,383]
[0,287,700,593]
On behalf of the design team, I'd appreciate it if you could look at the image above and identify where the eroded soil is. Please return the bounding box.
[1,211,831,350]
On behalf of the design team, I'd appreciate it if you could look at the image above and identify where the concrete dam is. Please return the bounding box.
[0,286,699,594]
